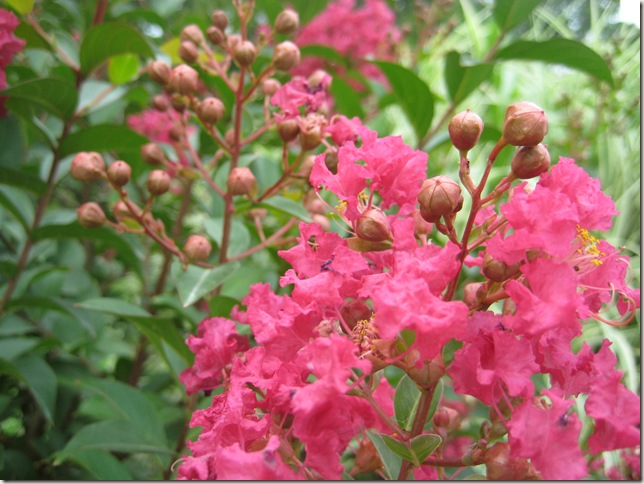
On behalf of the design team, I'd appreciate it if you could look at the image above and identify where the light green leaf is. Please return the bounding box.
[381,434,417,465]
[260,196,311,222]
[493,0,542,31]
[410,434,442,463]
[59,124,148,158]
[444,51,494,105]
[66,449,134,480]
[13,354,57,423]
[76,297,150,317]
[108,53,141,85]
[4,0,34,14]
[175,262,240,308]
[0,337,39,361]
[366,430,402,479]
[394,374,422,432]
[299,44,350,67]
[205,218,251,257]
[1,78,78,119]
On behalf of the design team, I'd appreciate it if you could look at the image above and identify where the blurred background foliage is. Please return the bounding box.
[0,0,639,479]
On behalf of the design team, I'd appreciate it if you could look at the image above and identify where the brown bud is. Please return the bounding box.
[418,176,463,223]
[168,125,182,142]
[324,150,339,174]
[355,208,392,242]
[511,143,550,179]
[168,64,199,96]
[485,443,539,480]
[211,9,229,31]
[227,167,257,196]
[171,95,188,113]
[275,8,299,35]
[226,34,242,52]
[300,124,323,151]
[148,60,171,84]
[432,407,461,432]
[503,101,548,146]
[141,143,166,166]
[448,109,484,152]
[197,97,225,124]
[179,41,199,63]
[152,94,170,112]
[71,152,105,182]
[277,118,300,142]
[482,252,520,283]
[273,41,300,71]
[184,235,212,261]
[77,202,106,228]
[340,299,373,330]
[206,26,225,45]
[234,40,257,67]
[107,161,132,187]
[307,69,330,89]
[113,200,140,221]
[412,209,433,238]
[463,282,484,309]
[147,170,171,196]
[262,78,281,97]
[180,24,204,45]
[346,236,392,253]
[297,155,315,178]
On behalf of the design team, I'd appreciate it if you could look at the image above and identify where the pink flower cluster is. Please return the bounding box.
[177,116,639,479]
[0,8,26,116]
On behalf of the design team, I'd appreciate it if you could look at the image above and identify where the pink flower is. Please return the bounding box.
[0,8,26,116]
[325,115,363,145]
[271,75,331,118]
[127,107,190,144]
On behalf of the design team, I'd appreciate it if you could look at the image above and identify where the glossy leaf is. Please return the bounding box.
[260,196,312,222]
[444,51,494,104]
[381,434,417,465]
[410,434,442,463]
[13,354,57,423]
[494,39,614,86]
[0,166,45,193]
[1,78,78,120]
[59,124,148,159]
[79,23,154,75]
[366,430,402,480]
[175,262,240,308]
[108,53,141,85]
[394,374,421,432]
[493,0,542,31]
[372,61,434,141]
[66,449,133,480]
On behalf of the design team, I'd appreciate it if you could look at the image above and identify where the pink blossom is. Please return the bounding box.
[271,75,331,118]
[127,107,188,144]
[325,115,363,145]
[0,8,26,116]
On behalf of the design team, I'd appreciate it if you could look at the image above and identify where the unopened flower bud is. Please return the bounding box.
[180,24,204,45]
[482,252,520,282]
[503,101,548,146]
[179,40,199,63]
[297,155,315,178]
[141,143,166,166]
[152,94,170,112]
[485,443,539,480]
[418,176,463,223]
[169,125,182,142]
[234,40,257,67]
[71,151,105,182]
[340,299,373,330]
[226,34,241,52]
[412,209,433,238]
[147,170,171,196]
[355,208,392,242]
[273,41,300,71]
[184,235,212,261]
[300,124,323,151]
[113,200,140,221]
[432,407,461,432]
[277,118,300,142]
[463,282,484,309]
[211,9,229,31]
[262,78,281,96]
[324,150,339,174]
[308,69,330,89]
[275,8,299,35]
[511,143,550,179]
[227,167,257,196]
[311,214,330,231]
[206,26,225,45]
[107,161,131,187]
[148,60,171,84]
[448,109,484,152]
[77,202,106,228]
[168,64,199,96]
[197,97,225,124]
[224,129,235,147]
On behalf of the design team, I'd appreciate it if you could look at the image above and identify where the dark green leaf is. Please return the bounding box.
[0,114,26,166]
[330,75,365,119]
[79,23,154,75]
[425,378,443,425]
[13,354,57,423]
[492,0,542,31]
[75,297,148,317]
[381,434,417,465]
[444,51,494,105]
[410,434,441,463]
[372,61,434,141]
[299,45,350,68]
[66,449,134,480]
[0,165,45,193]
[494,39,614,86]
[0,186,32,228]
[108,53,141,85]
[442,338,463,366]
[394,374,421,432]
[175,262,240,308]
[205,218,250,257]
[260,196,312,222]
[366,430,402,479]
[0,337,39,361]
[1,78,78,119]
[59,124,148,159]
[14,21,51,51]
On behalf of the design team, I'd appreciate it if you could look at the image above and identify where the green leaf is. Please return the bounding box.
[79,23,154,75]
[260,196,312,222]
[4,0,34,14]
[66,449,133,480]
[0,78,78,120]
[410,434,441,463]
[299,44,351,68]
[0,186,32,228]
[425,378,443,425]
[0,166,45,193]
[205,218,251,257]
[330,75,365,119]
[394,374,422,432]
[75,297,149,317]
[372,61,434,141]
[494,39,614,86]
[492,0,542,31]
[14,21,51,51]
[444,51,494,105]
[13,354,57,423]
[0,337,39,361]
[108,53,141,85]
[175,262,240,308]
[0,114,25,166]
[59,124,148,159]
[366,430,402,480]
[381,434,417,465]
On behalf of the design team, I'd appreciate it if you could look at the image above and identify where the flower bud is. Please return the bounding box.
[355,208,392,243]
[224,129,235,147]
[148,60,171,84]
[417,176,463,223]
[179,41,199,63]
[147,170,171,196]
[511,143,550,179]
[275,8,299,35]
[262,78,281,97]
[308,69,330,89]
[234,40,257,67]
[482,252,520,282]
[180,24,204,45]
[272,41,300,71]
[206,26,225,45]
[277,118,300,142]
[113,200,140,221]
[71,151,105,182]
[168,64,199,96]
[141,143,166,166]
[297,155,315,178]
[184,235,212,262]
[340,300,373,330]
[211,9,229,31]
[448,109,484,152]
[152,94,170,112]
[107,160,131,187]
[432,407,461,432]
[502,101,548,146]
[412,209,433,238]
[227,167,257,196]
[197,97,225,125]
[226,34,241,52]
[77,202,106,228]
[463,282,484,309]
[324,150,339,174]
[300,125,323,151]
[311,214,330,231]
[485,443,539,480]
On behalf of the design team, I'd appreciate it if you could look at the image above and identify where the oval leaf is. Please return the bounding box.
[366,430,402,480]
[493,0,542,31]
[410,434,442,463]
[381,434,417,465]
[175,262,240,308]
[259,196,312,222]
[59,124,148,159]
[80,23,154,75]
[108,53,141,85]
[4,0,34,14]
[66,449,133,480]
[1,78,78,119]
[394,374,421,432]
[494,39,614,86]
[13,354,57,423]
[444,51,494,104]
